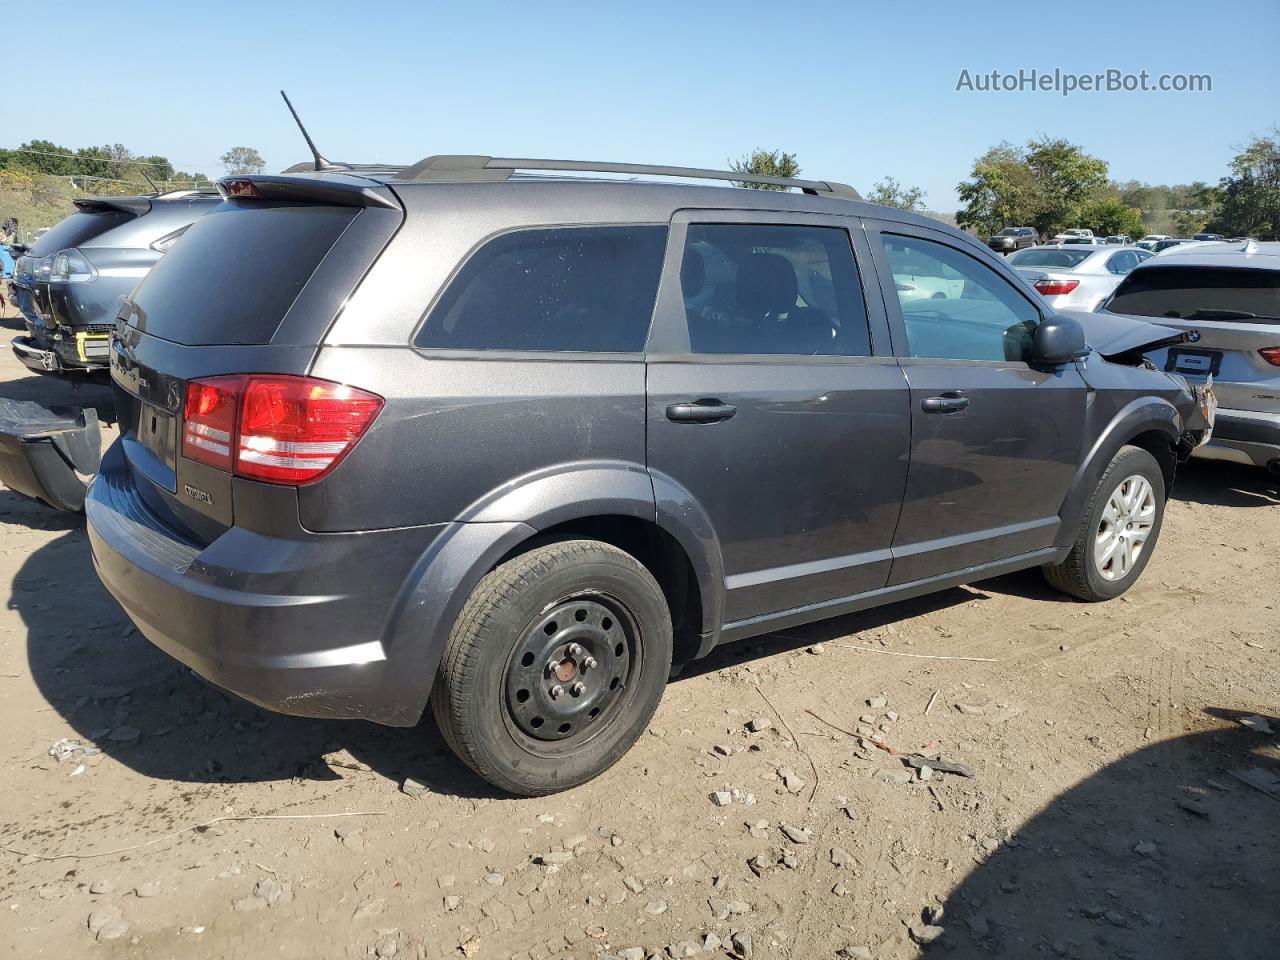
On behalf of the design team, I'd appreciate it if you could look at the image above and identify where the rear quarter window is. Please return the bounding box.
[416,225,668,353]
[125,204,358,345]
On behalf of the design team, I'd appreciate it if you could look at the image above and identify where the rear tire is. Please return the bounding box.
[431,540,672,796]
[1043,445,1166,602]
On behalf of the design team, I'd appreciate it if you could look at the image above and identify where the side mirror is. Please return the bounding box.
[1033,317,1090,365]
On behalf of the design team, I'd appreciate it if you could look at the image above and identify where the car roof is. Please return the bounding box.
[1139,239,1280,269]
[228,165,982,253]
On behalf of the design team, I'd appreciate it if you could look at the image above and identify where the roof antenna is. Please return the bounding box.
[280,90,335,171]
[140,169,160,194]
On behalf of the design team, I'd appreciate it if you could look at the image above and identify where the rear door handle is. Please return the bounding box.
[921,394,970,414]
[666,400,738,423]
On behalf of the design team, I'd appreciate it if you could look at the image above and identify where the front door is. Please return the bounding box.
[645,211,911,627]
[865,221,1089,585]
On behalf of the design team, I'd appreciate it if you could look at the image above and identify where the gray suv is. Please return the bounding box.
[86,157,1210,795]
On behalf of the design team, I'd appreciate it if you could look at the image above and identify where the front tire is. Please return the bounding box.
[1043,445,1166,602]
[431,540,672,796]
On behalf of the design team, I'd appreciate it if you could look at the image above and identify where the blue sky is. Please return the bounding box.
[6,1,1278,210]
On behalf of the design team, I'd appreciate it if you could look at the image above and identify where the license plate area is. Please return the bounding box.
[137,402,177,471]
[1166,347,1222,376]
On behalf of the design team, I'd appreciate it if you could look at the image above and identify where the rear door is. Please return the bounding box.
[645,210,910,626]
[864,220,1088,584]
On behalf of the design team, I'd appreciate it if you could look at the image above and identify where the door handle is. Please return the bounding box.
[666,400,738,423]
[921,394,970,414]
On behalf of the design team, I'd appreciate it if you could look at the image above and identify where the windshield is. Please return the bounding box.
[996,228,1018,236]
[1107,266,1280,321]
[1010,249,1094,269]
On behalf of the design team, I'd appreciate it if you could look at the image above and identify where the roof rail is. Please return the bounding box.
[396,155,862,200]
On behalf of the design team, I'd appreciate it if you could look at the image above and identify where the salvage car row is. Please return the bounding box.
[0,151,1273,798]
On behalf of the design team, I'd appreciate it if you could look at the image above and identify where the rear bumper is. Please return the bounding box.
[85,442,446,725]
[1192,408,1280,469]
[11,332,110,375]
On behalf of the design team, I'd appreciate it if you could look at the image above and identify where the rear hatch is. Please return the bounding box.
[110,176,403,541]
[1101,264,1280,412]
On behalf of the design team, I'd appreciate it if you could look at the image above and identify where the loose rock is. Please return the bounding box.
[967,915,990,937]
[400,778,428,798]
[830,846,852,868]
[645,899,668,915]
[746,717,772,733]
[838,947,873,960]
[910,925,945,945]
[712,790,733,807]
[867,696,887,709]
[730,929,753,958]
[779,823,812,844]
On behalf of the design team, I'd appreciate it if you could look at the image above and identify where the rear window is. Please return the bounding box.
[125,205,357,345]
[1107,266,1280,321]
[416,225,667,353]
[1009,248,1094,269]
[30,210,134,256]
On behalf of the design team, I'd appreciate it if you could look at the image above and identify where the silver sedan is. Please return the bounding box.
[1007,244,1154,312]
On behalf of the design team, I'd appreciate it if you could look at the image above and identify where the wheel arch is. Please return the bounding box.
[381,461,725,722]
[1056,396,1182,548]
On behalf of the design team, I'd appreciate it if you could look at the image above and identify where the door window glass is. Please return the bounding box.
[680,224,871,356]
[881,234,1039,361]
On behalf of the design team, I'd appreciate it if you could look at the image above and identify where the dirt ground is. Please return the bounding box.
[0,302,1276,960]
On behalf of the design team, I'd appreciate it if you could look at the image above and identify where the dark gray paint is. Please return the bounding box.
[86,171,1203,727]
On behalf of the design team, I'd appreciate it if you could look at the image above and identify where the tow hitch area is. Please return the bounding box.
[0,399,102,512]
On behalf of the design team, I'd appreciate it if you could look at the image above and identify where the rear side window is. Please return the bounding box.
[680,224,871,356]
[30,210,134,256]
[417,226,667,353]
[1107,267,1280,321]
[126,205,357,345]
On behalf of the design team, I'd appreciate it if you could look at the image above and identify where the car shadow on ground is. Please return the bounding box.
[1172,458,1280,508]
[8,491,494,798]
[0,370,116,424]
[920,709,1280,959]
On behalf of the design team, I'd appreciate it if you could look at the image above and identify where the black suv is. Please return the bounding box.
[87,157,1210,795]
[11,191,218,376]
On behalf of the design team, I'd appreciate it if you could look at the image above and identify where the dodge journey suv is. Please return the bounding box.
[87,156,1211,794]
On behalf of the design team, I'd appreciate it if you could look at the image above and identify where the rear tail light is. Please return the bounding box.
[1261,347,1280,367]
[182,375,383,485]
[1034,279,1081,296]
[219,179,265,200]
[182,375,242,472]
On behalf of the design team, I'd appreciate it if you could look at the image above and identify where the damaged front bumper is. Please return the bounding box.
[0,399,103,511]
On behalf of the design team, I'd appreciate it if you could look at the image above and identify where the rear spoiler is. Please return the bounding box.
[73,196,153,217]
[216,175,400,210]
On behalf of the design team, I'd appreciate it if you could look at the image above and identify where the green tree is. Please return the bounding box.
[12,140,77,175]
[141,155,175,181]
[1078,198,1145,239]
[220,146,265,175]
[866,176,925,212]
[728,149,800,190]
[956,142,1040,237]
[1023,136,1109,237]
[1208,132,1280,240]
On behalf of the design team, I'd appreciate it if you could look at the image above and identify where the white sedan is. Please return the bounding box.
[1007,245,1154,311]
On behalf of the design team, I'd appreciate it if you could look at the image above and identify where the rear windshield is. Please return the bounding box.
[1107,266,1280,321]
[126,204,357,345]
[1009,248,1093,269]
[30,210,135,256]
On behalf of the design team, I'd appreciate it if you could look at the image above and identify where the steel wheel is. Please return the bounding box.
[1093,474,1156,581]
[503,595,638,746]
